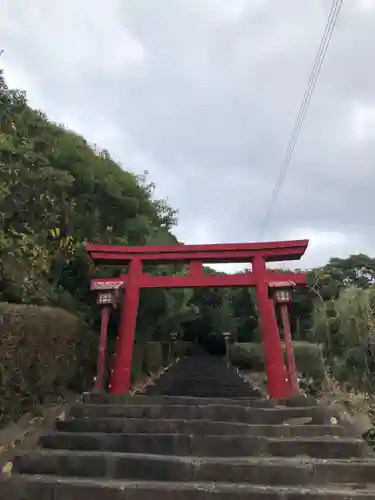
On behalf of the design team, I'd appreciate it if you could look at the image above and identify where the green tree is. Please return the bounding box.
[0,69,179,333]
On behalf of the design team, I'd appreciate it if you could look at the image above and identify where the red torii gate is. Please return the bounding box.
[86,239,308,399]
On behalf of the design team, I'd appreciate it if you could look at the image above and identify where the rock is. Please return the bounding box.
[282,417,313,426]
[351,412,373,436]
[328,403,373,437]
[2,462,12,475]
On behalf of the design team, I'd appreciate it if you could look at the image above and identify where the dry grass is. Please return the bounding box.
[311,286,375,391]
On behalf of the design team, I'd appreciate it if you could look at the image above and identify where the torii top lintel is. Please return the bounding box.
[85,239,309,265]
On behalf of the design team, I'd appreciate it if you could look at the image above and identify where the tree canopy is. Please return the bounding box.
[0,70,177,318]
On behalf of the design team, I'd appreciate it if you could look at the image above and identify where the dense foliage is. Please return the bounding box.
[230,341,325,386]
[0,303,95,424]
[0,69,185,335]
[311,286,375,392]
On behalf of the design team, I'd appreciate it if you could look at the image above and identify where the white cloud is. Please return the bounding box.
[359,0,375,10]
[1,0,374,272]
[351,101,375,142]
[198,0,254,23]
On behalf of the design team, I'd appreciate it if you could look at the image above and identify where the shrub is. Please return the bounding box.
[161,342,170,365]
[311,286,375,390]
[144,342,163,374]
[0,303,96,425]
[292,341,326,383]
[174,341,196,358]
[230,343,264,371]
[130,343,146,383]
[230,342,325,384]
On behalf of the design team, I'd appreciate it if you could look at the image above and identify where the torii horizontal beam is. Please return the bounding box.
[85,239,308,264]
[90,271,307,290]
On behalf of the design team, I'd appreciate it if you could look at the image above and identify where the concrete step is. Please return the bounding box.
[143,380,257,388]
[83,394,274,408]
[13,450,375,486]
[57,417,347,438]
[70,403,327,425]
[145,374,249,380]
[40,432,366,458]
[152,373,247,379]
[148,381,252,388]
[3,475,375,499]
[143,375,251,383]
[144,389,261,398]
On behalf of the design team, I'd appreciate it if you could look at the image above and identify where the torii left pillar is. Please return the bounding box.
[94,305,110,391]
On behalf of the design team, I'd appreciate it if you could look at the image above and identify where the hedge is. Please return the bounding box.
[230,343,264,371]
[0,301,195,424]
[144,342,164,374]
[130,343,146,383]
[230,342,326,383]
[0,303,96,426]
[174,341,196,358]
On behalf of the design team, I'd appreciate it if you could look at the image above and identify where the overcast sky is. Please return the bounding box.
[1,0,375,272]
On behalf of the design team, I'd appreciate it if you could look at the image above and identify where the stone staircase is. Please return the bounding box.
[2,354,375,499]
[143,354,262,399]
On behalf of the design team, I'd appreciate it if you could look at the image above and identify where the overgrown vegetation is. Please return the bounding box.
[0,69,180,322]
[230,341,326,387]
[311,286,375,393]
[0,303,96,425]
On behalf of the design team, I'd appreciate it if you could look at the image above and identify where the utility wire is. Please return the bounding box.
[268,1,339,204]
[262,0,342,231]
[261,0,343,233]
[260,0,344,236]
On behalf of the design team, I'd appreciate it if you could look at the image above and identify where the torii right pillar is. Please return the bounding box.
[253,256,291,399]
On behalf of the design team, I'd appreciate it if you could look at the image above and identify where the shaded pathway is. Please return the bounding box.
[144,353,261,399]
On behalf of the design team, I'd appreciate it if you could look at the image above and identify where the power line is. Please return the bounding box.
[260,0,344,235]
[267,0,339,205]
[261,0,343,232]
[261,0,343,234]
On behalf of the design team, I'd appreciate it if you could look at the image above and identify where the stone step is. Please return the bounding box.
[149,372,242,380]
[143,374,250,381]
[14,450,375,486]
[57,417,347,438]
[149,380,251,386]
[141,357,263,398]
[143,380,256,388]
[3,475,375,499]
[142,393,261,400]
[70,403,327,425]
[146,373,249,379]
[40,432,366,458]
[83,394,274,408]
[153,372,247,378]
[144,389,261,398]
